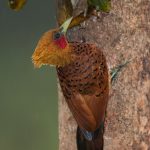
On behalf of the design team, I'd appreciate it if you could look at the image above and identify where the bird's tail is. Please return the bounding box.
[76,125,104,150]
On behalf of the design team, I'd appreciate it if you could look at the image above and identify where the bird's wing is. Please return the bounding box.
[68,48,109,131]
[67,93,97,131]
[67,82,108,132]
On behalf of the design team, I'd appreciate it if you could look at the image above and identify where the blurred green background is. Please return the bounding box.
[0,1,58,150]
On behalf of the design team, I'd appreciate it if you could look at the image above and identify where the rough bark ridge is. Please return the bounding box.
[58,0,150,149]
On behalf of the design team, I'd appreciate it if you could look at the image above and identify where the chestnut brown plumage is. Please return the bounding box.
[32,19,109,150]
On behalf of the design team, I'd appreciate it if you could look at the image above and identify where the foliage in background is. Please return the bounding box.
[88,0,111,12]
[8,0,27,11]
[57,0,111,28]
[8,0,111,26]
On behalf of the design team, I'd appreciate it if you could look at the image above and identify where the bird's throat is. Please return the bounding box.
[48,48,74,67]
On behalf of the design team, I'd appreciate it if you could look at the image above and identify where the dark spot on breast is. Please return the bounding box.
[66,83,71,87]
[79,89,83,93]
[96,93,101,97]
[94,60,98,64]
[59,78,64,82]
[99,72,103,76]
[93,68,98,72]
[75,62,80,67]
[75,68,79,72]
[99,83,102,88]
[73,84,77,88]
[93,76,97,80]
[79,83,84,86]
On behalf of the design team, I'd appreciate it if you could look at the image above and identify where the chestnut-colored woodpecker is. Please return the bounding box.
[32,18,109,150]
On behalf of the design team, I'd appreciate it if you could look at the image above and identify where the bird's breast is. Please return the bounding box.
[57,42,108,95]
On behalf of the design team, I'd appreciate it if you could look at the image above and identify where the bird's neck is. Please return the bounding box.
[49,44,75,67]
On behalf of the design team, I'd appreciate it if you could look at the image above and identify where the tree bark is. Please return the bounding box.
[58,0,150,149]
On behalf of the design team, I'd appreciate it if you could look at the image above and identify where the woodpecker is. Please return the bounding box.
[32,18,109,150]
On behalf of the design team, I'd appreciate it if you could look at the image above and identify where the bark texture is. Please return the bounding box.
[58,0,150,149]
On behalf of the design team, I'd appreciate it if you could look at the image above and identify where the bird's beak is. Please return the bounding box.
[59,17,73,34]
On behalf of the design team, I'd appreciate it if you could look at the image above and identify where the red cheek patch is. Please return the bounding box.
[54,35,67,49]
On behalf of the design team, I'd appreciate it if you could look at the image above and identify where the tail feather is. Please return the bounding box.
[76,126,104,150]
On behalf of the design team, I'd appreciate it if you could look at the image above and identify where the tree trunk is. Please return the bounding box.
[58,0,150,149]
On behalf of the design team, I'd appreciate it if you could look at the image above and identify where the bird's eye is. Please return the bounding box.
[54,32,61,40]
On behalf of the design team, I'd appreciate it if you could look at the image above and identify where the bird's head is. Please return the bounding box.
[32,17,73,68]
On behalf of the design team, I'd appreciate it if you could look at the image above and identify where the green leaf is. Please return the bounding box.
[87,0,111,12]
[8,0,27,11]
